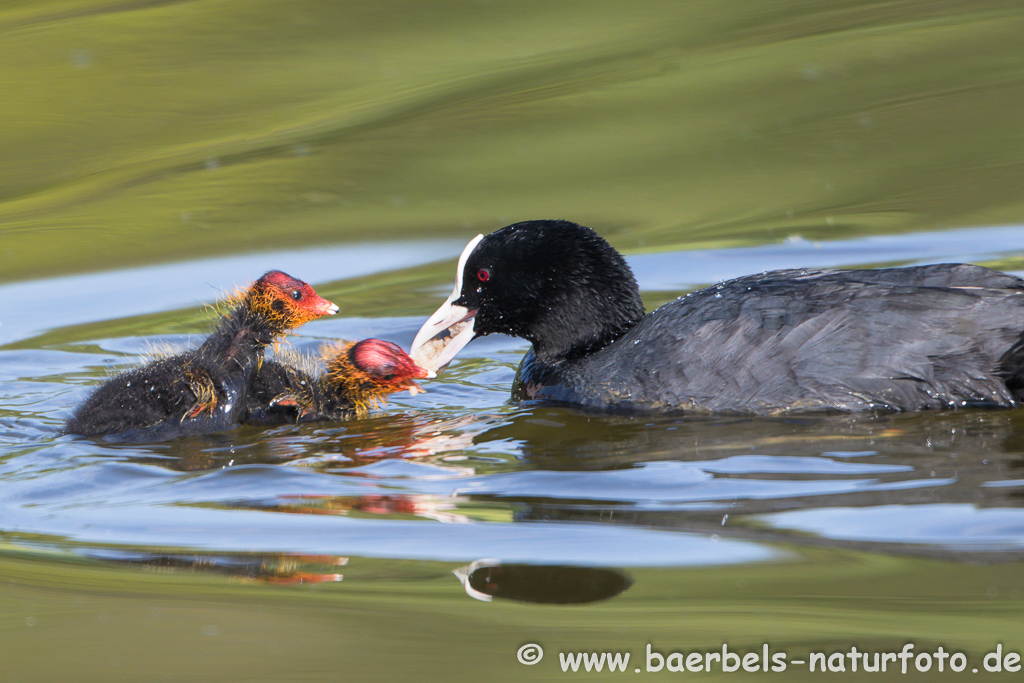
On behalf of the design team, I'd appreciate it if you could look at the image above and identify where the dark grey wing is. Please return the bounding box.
[576,265,1024,413]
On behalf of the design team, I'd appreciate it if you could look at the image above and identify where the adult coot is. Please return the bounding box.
[410,220,1024,414]
[243,339,429,425]
[66,271,338,440]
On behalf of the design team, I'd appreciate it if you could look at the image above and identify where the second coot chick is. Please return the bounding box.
[66,271,338,440]
[411,220,1024,414]
[243,339,429,425]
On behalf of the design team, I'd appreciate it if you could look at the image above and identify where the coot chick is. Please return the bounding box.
[243,339,429,425]
[66,271,338,440]
[410,220,1024,414]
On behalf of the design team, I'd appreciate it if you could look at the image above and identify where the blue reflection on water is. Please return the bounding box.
[2,225,1024,566]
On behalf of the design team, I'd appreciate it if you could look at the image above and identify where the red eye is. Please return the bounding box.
[477,269,490,282]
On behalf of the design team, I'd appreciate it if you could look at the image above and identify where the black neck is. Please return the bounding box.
[524,274,645,364]
[531,311,642,363]
[198,302,279,372]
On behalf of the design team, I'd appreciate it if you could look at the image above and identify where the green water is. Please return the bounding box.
[3,550,1021,681]
[3,1,1024,681]
[4,0,1024,281]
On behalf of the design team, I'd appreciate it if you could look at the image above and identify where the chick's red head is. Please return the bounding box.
[348,339,429,392]
[249,270,338,331]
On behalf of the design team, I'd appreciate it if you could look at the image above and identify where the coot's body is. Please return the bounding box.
[514,264,1024,413]
[411,220,1024,414]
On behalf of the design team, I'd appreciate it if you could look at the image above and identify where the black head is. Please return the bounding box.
[449,220,644,362]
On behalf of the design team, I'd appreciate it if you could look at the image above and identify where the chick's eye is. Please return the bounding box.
[290,290,303,301]
[477,268,490,282]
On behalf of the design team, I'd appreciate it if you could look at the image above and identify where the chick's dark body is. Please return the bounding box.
[242,340,427,426]
[242,361,346,425]
[65,271,336,440]
[66,310,268,440]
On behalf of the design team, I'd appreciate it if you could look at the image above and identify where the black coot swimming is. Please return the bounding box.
[66,270,338,440]
[410,220,1024,414]
[243,339,429,425]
